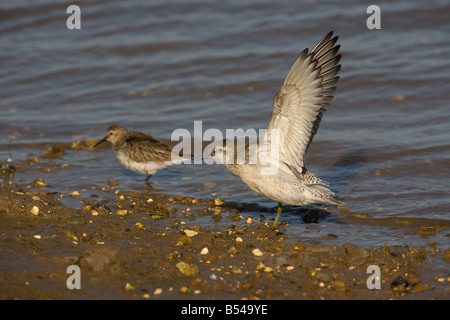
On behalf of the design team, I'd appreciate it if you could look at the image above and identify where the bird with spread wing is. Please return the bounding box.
[211,32,344,227]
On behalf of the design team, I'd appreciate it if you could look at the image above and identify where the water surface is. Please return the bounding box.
[1,0,449,247]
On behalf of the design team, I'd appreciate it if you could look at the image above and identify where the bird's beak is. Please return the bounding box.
[94,136,107,148]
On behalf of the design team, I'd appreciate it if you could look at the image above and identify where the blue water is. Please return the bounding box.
[1,0,449,247]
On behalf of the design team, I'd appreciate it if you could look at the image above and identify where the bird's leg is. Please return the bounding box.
[145,175,152,185]
[273,202,283,228]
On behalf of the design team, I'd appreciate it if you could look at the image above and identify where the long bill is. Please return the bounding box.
[94,136,107,148]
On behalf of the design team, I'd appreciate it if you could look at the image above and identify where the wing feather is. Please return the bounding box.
[262,32,341,171]
[115,132,172,163]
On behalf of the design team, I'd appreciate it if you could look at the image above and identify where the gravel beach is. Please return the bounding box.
[0,147,449,300]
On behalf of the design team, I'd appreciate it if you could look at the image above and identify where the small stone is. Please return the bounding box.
[176,262,199,276]
[391,276,409,289]
[91,210,99,216]
[135,222,146,230]
[108,180,119,187]
[117,209,128,216]
[184,229,198,237]
[34,178,45,187]
[235,237,243,243]
[286,266,294,271]
[214,198,224,206]
[200,247,209,255]
[153,288,162,295]
[30,206,39,216]
[125,282,135,291]
[34,235,41,239]
[246,217,253,224]
[334,280,345,287]
[177,235,193,245]
[156,203,168,213]
[419,226,436,238]
[69,191,80,196]
[180,286,188,293]
[228,246,239,255]
[252,248,263,257]
[264,267,273,273]
[118,195,125,201]
[230,266,243,274]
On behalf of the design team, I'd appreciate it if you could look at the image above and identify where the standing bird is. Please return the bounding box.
[211,32,343,227]
[94,125,182,184]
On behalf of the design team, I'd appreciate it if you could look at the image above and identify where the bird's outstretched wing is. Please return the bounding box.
[261,32,341,172]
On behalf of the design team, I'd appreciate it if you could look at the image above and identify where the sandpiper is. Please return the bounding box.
[94,125,183,184]
[211,32,343,227]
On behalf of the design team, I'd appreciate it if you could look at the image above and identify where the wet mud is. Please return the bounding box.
[0,144,449,300]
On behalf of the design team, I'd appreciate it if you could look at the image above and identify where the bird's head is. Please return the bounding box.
[94,125,127,147]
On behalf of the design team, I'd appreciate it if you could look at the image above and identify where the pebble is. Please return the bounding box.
[235,237,243,243]
[246,217,253,224]
[263,267,273,273]
[30,206,39,216]
[117,209,128,216]
[391,276,409,289]
[200,247,209,255]
[125,283,135,291]
[135,222,146,230]
[286,266,294,271]
[33,235,41,239]
[334,280,345,287]
[177,235,193,245]
[214,198,224,206]
[252,248,263,257]
[176,262,199,276]
[184,229,198,237]
[153,288,162,295]
[180,287,188,293]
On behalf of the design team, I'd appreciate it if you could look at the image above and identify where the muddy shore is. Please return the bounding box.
[0,145,449,300]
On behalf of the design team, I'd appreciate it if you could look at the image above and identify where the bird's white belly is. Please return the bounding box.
[116,152,172,175]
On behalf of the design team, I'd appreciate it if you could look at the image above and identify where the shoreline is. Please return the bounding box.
[1,178,449,299]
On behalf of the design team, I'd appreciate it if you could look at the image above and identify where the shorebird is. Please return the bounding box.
[211,32,343,227]
[94,125,182,184]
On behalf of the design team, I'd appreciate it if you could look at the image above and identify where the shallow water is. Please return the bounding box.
[1,0,449,247]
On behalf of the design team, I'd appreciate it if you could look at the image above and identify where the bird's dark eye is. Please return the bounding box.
[109,132,113,135]
[211,149,215,156]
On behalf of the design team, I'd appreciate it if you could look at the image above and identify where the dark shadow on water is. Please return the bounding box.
[222,201,336,224]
